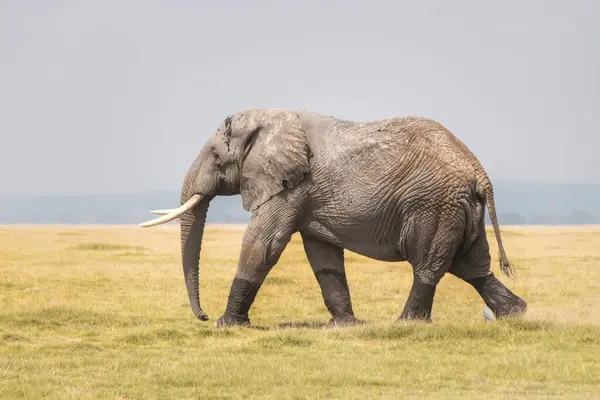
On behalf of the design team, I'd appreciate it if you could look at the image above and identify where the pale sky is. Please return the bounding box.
[1,0,598,196]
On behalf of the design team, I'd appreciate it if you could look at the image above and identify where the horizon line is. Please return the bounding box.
[2,178,600,199]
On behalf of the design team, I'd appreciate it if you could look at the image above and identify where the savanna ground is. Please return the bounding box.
[0,224,599,399]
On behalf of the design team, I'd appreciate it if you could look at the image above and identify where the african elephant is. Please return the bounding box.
[140,108,527,327]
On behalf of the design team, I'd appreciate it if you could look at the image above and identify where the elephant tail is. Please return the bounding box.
[476,176,515,278]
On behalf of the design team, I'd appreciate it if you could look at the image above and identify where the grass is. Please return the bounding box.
[0,224,599,399]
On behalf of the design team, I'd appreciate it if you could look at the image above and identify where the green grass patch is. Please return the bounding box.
[263,276,294,285]
[68,242,150,252]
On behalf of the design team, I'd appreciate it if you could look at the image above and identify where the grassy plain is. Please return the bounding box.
[0,224,599,399]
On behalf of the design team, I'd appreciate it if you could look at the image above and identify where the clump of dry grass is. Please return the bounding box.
[0,224,599,399]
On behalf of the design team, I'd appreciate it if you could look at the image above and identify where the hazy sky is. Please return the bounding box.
[1,0,598,196]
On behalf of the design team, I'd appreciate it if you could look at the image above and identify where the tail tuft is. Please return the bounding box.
[478,176,515,279]
[498,251,515,278]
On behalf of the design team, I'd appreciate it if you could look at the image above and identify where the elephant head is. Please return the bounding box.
[139,109,310,320]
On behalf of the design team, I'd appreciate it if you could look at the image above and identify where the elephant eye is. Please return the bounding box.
[210,147,222,161]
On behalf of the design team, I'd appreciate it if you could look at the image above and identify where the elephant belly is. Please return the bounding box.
[302,218,407,262]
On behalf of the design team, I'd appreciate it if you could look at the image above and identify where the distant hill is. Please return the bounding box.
[484,180,600,225]
[0,180,598,225]
[0,191,249,225]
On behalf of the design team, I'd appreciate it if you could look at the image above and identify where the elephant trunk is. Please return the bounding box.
[180,197,211,321]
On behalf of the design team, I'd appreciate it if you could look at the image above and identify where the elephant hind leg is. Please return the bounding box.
[466,274,527,318]
[448,220,527,319]
[398,214,463,322]
[398,273,439,321]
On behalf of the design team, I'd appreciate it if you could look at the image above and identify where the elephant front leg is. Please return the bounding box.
[301,234,361,326]
[216,222,292,328]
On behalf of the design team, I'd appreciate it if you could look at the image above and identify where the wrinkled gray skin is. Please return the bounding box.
[177,108,527,327]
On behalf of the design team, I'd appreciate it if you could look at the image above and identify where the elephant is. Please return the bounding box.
[140,108,527,327]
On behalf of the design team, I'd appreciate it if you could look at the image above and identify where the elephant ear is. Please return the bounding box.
[240,110,310,212]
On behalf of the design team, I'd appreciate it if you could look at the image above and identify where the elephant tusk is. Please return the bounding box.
[150,209,174,215]
[139,194,204,227]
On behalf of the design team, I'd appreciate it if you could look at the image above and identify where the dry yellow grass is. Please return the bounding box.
[1,224,599,399]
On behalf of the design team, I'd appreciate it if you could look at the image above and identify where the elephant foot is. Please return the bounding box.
[398,278,436,322]
[467,274,527,319]
[491,296,528,319]
[214,313,250,328]
[397,311,433,323]
[326,315,366,328]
